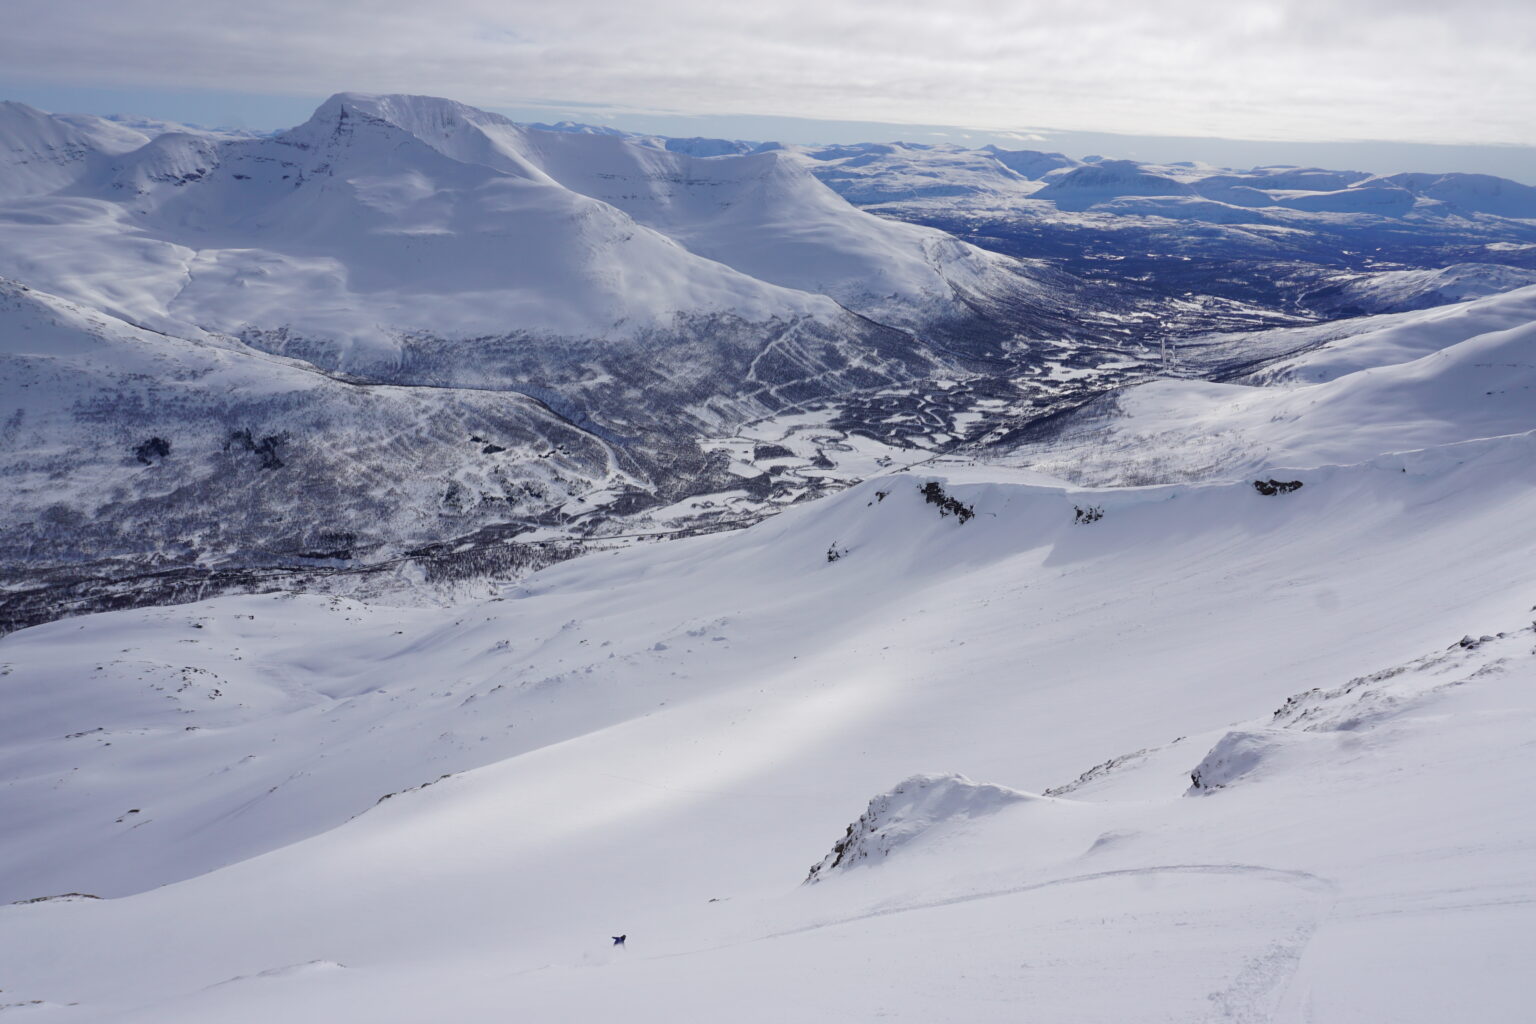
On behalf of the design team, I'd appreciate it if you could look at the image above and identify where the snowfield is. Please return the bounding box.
[995,283,1536,484]
[3,407,1535,1019]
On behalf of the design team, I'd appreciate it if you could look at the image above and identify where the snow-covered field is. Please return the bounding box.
[4,303,1535,1018]
[996,284,1536,485]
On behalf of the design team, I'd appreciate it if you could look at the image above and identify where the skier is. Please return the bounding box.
[612,934,626,947]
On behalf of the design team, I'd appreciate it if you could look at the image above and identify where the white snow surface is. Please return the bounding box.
[1002,284,1536,484]
[4,299,1536,1017]
[1312,262,1536,314]
[0,101,151,200]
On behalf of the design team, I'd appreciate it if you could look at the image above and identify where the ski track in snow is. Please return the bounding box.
[705,862,1336,950]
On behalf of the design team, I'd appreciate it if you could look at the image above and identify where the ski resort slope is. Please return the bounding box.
[3,391,1536,1019]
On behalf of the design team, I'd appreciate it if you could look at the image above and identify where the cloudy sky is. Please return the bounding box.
[2,0,1532,148]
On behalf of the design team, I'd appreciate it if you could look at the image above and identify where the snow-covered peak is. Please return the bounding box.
[984,145,1079,181]
[95,131,224,199]
[1031,159,1194,210]
[287,92,555,184]
[1377,171,1536,219]
[0,101,149,199]
[0,91,1071,365]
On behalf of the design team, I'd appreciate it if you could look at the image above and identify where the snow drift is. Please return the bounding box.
[805,773,1037,882]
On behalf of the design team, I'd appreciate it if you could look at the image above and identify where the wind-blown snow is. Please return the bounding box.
[805,773,1037,881]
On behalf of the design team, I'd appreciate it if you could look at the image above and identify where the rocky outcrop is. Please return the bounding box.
[806,773,1034,882]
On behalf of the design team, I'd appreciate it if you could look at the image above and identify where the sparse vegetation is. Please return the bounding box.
[133,437,171,464]
[919,481,974,522]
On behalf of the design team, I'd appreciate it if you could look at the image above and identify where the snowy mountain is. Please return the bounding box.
[1030,159,1197,210]
[0,277,622,605]
[791,141,1051,205]
[2,94,1079,373]
[0,101,152,199]
[793,142,1536,330]
[0,94,1123,626]
[4,92,1536,1022]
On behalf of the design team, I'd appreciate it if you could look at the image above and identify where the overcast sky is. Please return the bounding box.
[2,0,1532,148]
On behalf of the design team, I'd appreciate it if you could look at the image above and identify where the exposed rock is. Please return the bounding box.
[133,437,171,464]
[1187,730,1286,793]
[806,773,1034,882]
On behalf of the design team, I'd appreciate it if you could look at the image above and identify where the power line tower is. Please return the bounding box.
[1159,336,1178,375]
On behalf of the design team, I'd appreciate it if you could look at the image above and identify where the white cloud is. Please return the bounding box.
[3,0,1532,144]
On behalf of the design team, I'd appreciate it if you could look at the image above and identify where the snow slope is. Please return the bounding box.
[0,102,151,200]
[1000,284,1536,483]
[1300,262,1536,315]
[3,368,1535,1018]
